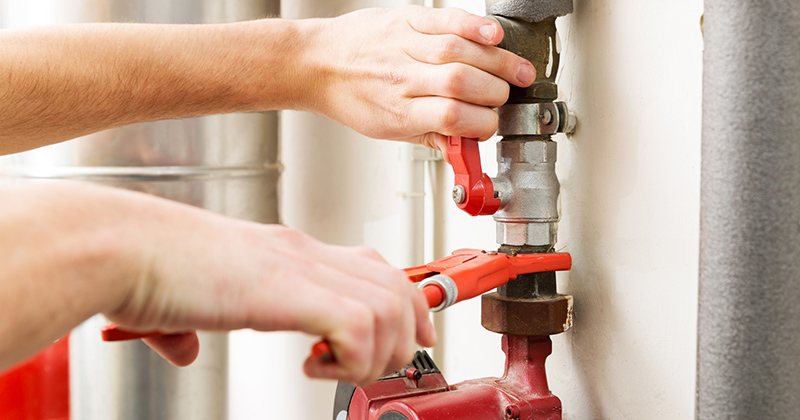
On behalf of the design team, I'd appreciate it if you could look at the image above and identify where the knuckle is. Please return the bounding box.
[442,65,468,97]
[434,35,462,63]
[473,74,509,108]
[481,86,509,109]
[492,81,511,107]
[481,110,500,139]
[387,98,411,136]
[500,51,527,81]
[438,101,463,133]
[382,67,408,87]
[348,304,375,329]
[269,225,312,248]
[384,266,411,288]
[353,245,385,262]
[377,293,404,324]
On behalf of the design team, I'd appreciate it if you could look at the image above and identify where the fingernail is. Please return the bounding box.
[516,62,535,86]
[480,24,495,43]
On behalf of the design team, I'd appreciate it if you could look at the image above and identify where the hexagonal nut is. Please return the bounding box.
[481,293,573,336]
[497,222,557,247]
[497,138,556,163]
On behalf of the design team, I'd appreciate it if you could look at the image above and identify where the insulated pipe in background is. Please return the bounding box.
[698,1,800,419]
[0,1,280,419]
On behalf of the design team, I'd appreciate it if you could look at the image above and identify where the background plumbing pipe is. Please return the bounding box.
[698,1,800,418]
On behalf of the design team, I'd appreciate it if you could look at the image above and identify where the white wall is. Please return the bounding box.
[231,0,705,419]
[434,0,704,418]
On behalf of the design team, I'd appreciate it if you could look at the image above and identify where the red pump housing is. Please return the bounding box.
[339,335,560,420]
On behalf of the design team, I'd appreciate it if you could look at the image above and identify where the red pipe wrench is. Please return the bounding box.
[311,248,570,362]
[102,249,570,362]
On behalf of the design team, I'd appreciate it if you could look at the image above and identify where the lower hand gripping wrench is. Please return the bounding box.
[101,249,570,346]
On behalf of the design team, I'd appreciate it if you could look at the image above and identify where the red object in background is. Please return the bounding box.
[0,336,70,420]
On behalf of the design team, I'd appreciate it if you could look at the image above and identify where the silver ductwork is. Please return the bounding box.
[0,1,280,419]
[698,1,800,419]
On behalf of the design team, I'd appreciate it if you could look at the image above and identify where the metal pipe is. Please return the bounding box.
[0,1,280,419]
[485,0,572,24]
[698,1,800,418]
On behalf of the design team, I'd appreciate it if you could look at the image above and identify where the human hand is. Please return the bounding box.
[105,195,435,387]
[292,6,535,155]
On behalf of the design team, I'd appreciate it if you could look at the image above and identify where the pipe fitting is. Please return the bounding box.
[497,221,557,248]
[498,102,576,136]
[486,15,560,102]
[486,0,574,23]
[493,139,560,247]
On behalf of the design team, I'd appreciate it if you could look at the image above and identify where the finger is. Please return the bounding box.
[248,268,381,382]
[404,62,508,108]
[281,264,413,383]
[293,248,422,377]
[413,133,451,162]
[383,284,423,375]
[142,331,200,367]
[406,6,504,46]
[412,286,437,348]
[405,96,499,141]
[406,33,535,88]
[270,228,403,291]
[300,296,377,385]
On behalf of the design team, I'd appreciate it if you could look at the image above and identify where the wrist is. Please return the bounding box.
[282,17,342,116]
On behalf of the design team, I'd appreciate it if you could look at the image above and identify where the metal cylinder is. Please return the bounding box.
[0,1,280,419]
[698,1,800,419]
[493,138,559,248]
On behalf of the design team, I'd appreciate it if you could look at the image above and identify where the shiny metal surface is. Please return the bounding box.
[0,1,280,419]
[419,275,458,312]
[497,102,575,136]
[493,139,559,247]
[71,317,230,420]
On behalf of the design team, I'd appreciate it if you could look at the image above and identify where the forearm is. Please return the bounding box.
[0,182,146,369]
[0,20,306,154]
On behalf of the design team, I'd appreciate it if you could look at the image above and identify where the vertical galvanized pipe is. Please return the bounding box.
[698,1,800,419]
[0,1,279,419]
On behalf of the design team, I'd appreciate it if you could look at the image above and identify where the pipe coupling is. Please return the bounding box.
[486,0,574,23]
[493,139,560,247]
[498,102,576,136]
